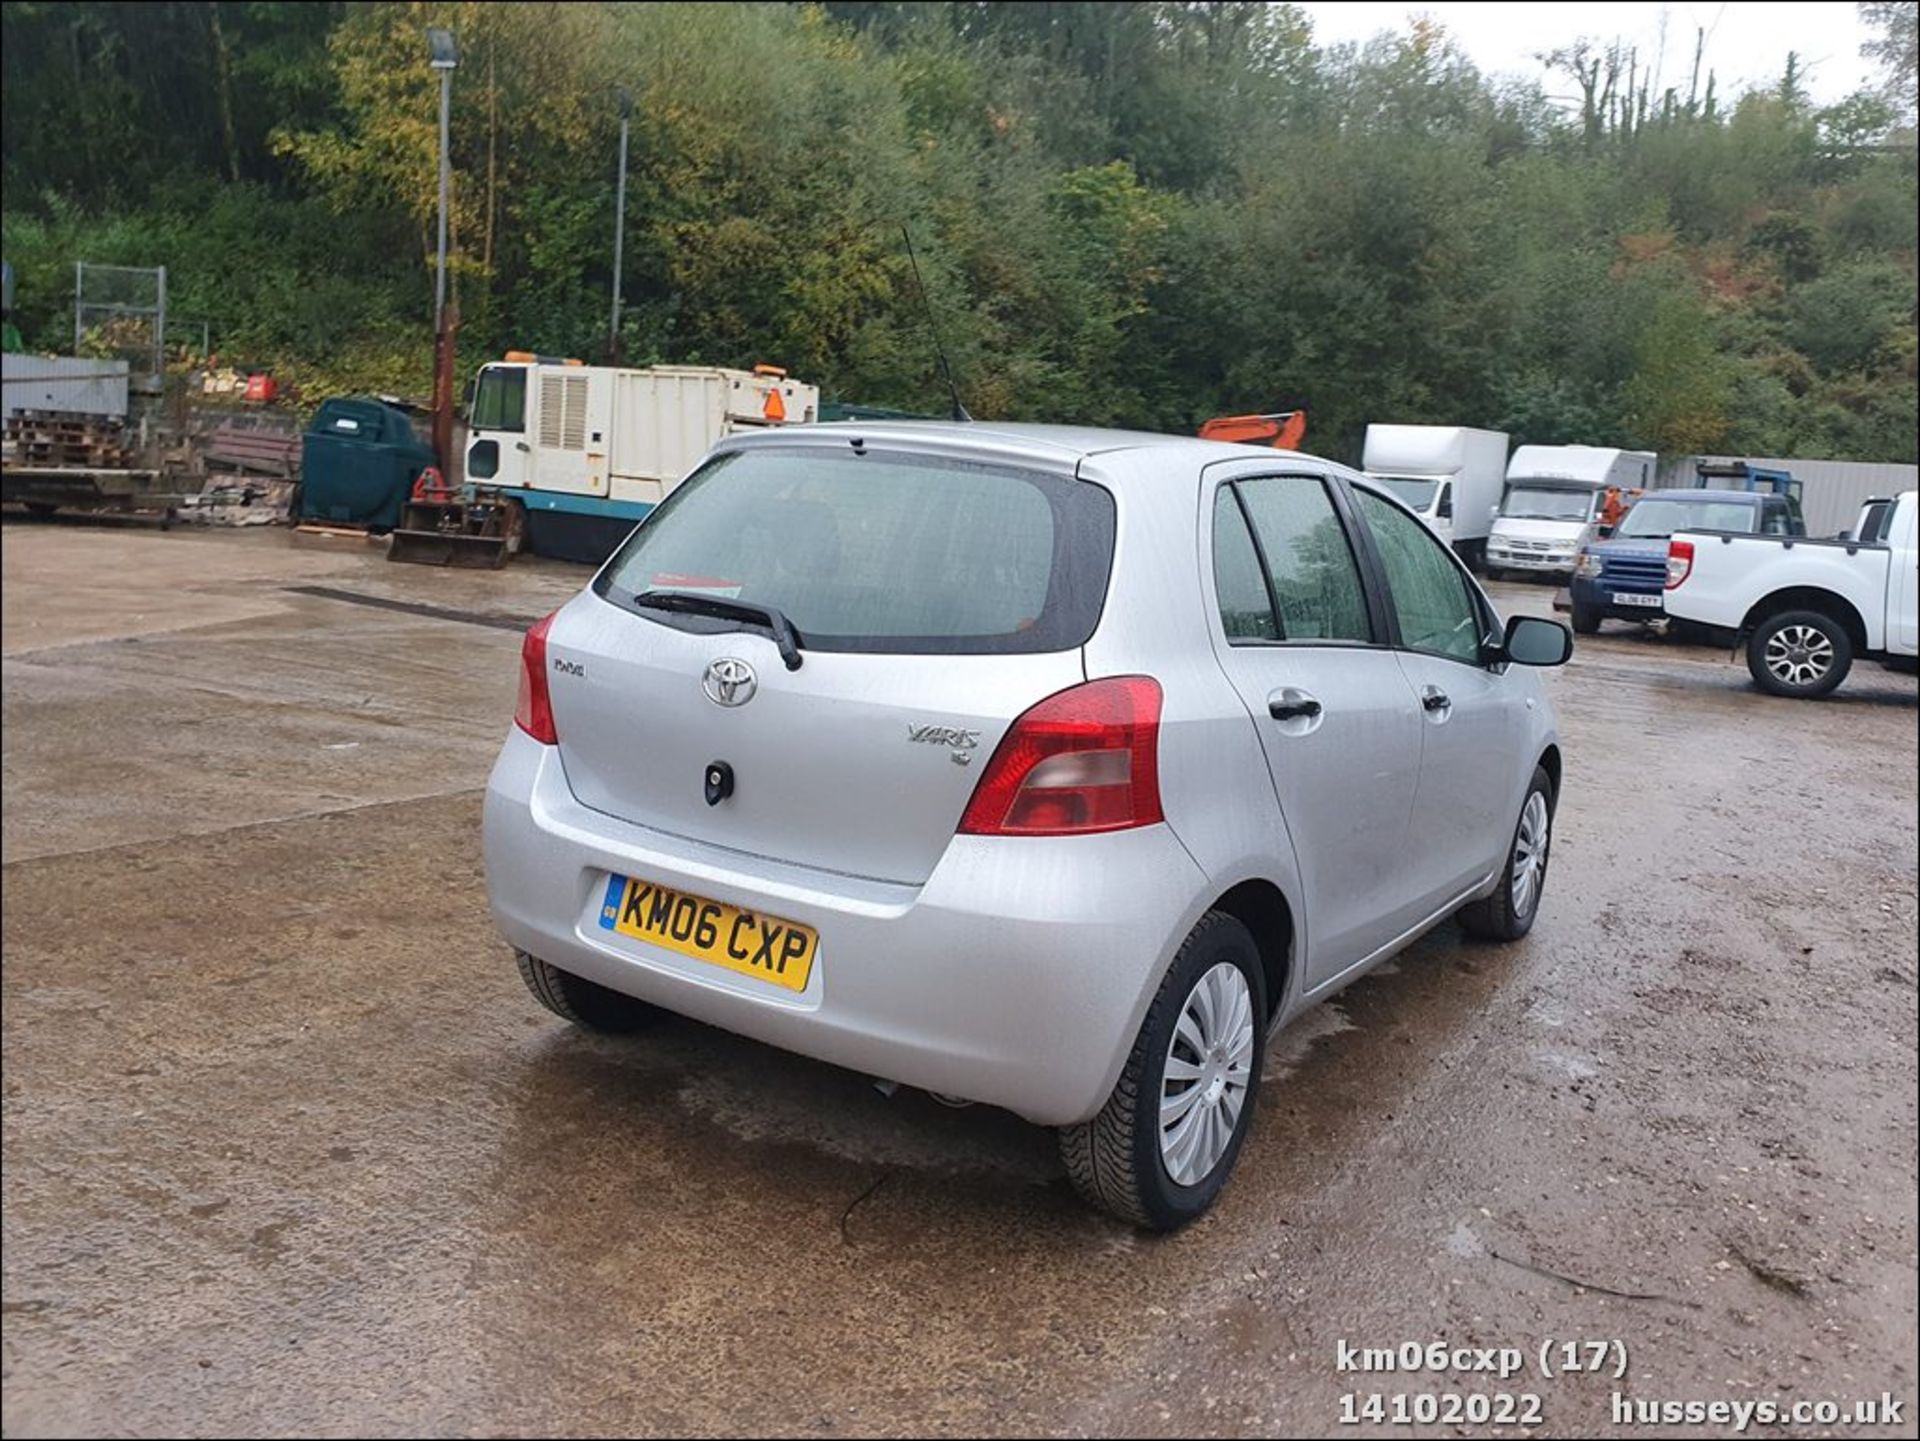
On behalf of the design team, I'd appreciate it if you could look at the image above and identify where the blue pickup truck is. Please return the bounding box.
[1569,488,1805,634]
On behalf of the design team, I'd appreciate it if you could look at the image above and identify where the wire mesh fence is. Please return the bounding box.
[73,263,168,377]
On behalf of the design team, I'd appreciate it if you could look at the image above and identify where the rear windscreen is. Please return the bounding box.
[1615,498,1756,538]
[594,446,1115,654]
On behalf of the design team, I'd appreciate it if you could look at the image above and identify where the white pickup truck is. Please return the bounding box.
[1662,489,1918,697]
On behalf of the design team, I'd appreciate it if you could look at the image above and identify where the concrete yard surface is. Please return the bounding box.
[3,520,1915,1437]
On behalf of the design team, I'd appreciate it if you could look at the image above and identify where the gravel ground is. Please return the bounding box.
[3,519,1914,1438]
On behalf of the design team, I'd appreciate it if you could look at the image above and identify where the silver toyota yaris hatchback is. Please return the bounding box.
[484,422,1570,1229]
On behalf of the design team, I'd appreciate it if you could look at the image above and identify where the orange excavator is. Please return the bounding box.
[1198,409,1307,450]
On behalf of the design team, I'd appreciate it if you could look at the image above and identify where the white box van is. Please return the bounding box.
[1485,445,1655,580]
[1361,425,1508,568]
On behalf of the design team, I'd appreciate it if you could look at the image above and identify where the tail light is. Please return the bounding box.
[958,677,1163,836]
[1665,539,1694,590]
[514,611,559,743]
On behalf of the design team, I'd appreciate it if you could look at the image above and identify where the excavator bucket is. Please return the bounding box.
[1198,409,1307,450]
[386,495,524,568]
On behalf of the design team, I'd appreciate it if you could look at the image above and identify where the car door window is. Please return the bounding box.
[1354,489,1483,663]
[1760,503,1793,536]
[1231,477,1373,643]
[1212,487,1279,641]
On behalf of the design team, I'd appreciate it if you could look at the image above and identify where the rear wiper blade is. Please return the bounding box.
[630,590,805,671]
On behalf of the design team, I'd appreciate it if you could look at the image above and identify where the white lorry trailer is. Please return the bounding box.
[1361,424,1508,568]
[1484,444,1656,580]
[1662,489,1918,697]
[460,356,820,563]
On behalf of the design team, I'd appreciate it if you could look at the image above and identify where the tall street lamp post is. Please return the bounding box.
[427,27,458,471]
[610,86,633,364]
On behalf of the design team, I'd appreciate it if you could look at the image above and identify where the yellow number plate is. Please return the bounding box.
[597,874,817,993]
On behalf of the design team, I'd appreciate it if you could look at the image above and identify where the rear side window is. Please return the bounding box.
[1212,488,1279,641]
[1231,476,1373,643]
[596,446,1114,654]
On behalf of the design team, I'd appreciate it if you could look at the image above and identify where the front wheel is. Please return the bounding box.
[1458,766,1554,942]
[1746,609,1853,698]
[1570,599,1602,635]
[1060,911,1266,1231]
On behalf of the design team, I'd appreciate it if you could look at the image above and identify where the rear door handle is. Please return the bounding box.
[1422,687,1451,713]
[1269,695,1323,721]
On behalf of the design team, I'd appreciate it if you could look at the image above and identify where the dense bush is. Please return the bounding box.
[2,1,1914,463]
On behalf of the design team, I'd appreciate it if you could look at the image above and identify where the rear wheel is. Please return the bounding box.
[1747,609,1852,698]
[1458,766,1554,942]
[516,951,655,1033]
[1060,911,1265,1231]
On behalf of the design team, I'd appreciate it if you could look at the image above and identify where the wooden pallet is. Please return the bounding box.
[4,410,133,470]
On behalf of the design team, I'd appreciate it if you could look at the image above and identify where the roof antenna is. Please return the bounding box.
[901,224,971,422]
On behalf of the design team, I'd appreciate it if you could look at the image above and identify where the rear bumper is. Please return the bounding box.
[482,729,1209,1126]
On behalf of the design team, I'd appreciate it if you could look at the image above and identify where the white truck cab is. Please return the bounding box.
[465,356,819,561]
[1485,445,1656,580]
[1361,425,1508,569]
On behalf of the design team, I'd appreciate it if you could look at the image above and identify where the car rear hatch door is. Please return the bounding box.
[545,439,1114,886]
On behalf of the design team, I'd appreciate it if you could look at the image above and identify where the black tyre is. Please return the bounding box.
[1458,765,1554,942]
[516,951,655,1033]
[25,501,58,517]
[1746,609,1853,698]
[1060,911,1266,1232]
[1569,600,1602,635]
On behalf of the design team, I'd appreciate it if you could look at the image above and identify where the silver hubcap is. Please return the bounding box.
[1764,624,1833,687]
[1160,962,1255,1187]
[1511,790,1550,917]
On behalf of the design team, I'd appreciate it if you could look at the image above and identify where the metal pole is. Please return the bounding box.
[155,265,167,377]
[610,110,629,361]
[435,69,451,330]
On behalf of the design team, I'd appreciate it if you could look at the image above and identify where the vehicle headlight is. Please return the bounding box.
[1575,552,1603,578]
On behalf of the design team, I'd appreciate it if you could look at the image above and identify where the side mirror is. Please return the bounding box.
[1502,614,1573,667]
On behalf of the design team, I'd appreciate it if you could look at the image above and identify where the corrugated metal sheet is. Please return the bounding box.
[1658,454,1919,537]
[2,354,130,420]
